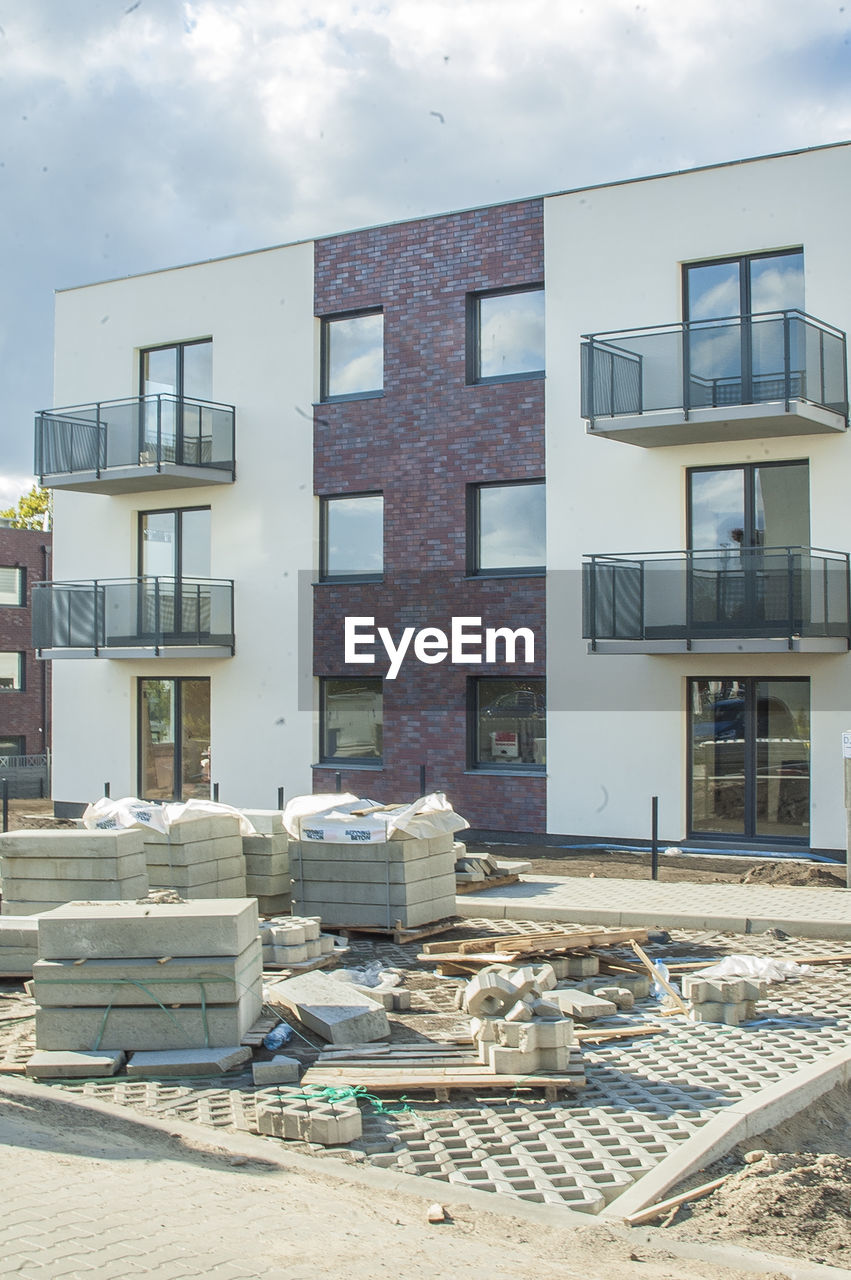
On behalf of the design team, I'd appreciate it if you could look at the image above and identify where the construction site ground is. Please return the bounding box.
[3,801,851,1276]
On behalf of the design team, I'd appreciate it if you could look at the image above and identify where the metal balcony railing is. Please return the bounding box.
[35,394,236,483]
[581,310,848,426]
[583,547,851,649]
[33,577,235,654]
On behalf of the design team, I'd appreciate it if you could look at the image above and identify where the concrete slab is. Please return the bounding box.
[127,1046,252,1076]
[0,917,40,946]
[141,816,242,845]
[306,897,457,929]
[240,810,286,836]
[37,899,259,960]
[299,874,456,908]
[0,829,145,857]
[0,854,149,881]
[26,1049,126,1079]
[291,839,444,865]
[295,854,455,885]
[144,856,245,886]
[32,937,263,1006]
[6,875,150,902]
[142,834,244,865]
[245,874,292,895]
[266,971,390,1044]
[36,988,262,1050]
[551,989,618,1020]
[252,1055,300,1085]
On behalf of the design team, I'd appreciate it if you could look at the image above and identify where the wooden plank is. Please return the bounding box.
[630,939,689,1016]
[421,926,648,957]
[624,1175,731,1226]
[456,874,519,895]
[301,1064,585,1094]
[574,1024,666,1044]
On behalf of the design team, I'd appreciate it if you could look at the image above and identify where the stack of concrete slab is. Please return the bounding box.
[0,915,40,977]
[290,831,457,929]
[142,815,246,900]
[0,828,149,916]
[31,899,262,1052]
[241,813,291,916]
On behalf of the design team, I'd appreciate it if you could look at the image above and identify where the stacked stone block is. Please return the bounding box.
[464,962,576,1074]
[32,899,262,1051]
[683,973,767,1026]
[0,915,40,976]
[142,815,246,900]
[255,1089,362,1145]
[259,915,335,967]
[0,828,149,916]
[242,817,291,916]
[290,830,457,929]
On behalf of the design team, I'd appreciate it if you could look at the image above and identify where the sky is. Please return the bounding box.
[1,0,850,505]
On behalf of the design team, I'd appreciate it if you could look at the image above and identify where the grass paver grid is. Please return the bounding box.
[15,919,851,1213]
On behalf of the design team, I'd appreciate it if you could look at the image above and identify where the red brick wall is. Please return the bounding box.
[313,201,546,832]
[0,527,51,755]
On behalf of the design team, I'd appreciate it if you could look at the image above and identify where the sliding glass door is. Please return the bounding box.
[139,677,210,801]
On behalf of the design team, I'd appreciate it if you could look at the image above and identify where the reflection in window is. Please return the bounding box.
[321,494,383,579]
[473,678,546,768]
[139,677,210,802]
[471,481,545,573]
[322,311,384,399]
[470,288,545,382]
[321,678,383,763]
[0,568,23,606]
[0,653,23,690]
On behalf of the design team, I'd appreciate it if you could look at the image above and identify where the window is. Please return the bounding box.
[689,677,809,841]
[684,250,804,407]
[0,653,23,690]
[320,494,384,581]
[0,567,23,606]
[139,507,211,578]
[321,310,384,400]
[471,678,545,769]
[141,340,213,402]
[139,339,213,465]
[468,286,545,384]
[320,678,383,763]
[469,481,545,575]
[139,677,210,802]
[0,736,24,757]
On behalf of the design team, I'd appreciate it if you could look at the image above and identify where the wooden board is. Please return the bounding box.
[325,916,459,945]
[421,925,649,958]
[455,874,519,895]
[301,1062,585,1101]
[261,954,336,977]
[240,1014,279,1047]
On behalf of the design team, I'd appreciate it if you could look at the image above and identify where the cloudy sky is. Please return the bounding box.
[1,0,849,503]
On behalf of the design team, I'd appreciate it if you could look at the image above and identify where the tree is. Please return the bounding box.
[0,485,51,530]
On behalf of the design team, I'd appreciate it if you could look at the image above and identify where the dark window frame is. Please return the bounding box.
[0,566,25,608]
[0,652,24,692]
[319,676,384,766]
[138,337,213,400]
[137,675,211,802]
[682,248,804,322]
[319,307,385,403]
[468,676,546,772]
[0,735,25,756]
[686,459,809,551]
[466,283,546,386]
[319,491,385,583]
[466,478,546,577]
[137,504,211,579]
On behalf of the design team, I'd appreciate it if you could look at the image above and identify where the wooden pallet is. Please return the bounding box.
[419,925,651,973]
[323,916,460,946]
[301,1062,585,1101]
[241,1014,279,1047]
[261,954,337,977]
[455,873,519,895]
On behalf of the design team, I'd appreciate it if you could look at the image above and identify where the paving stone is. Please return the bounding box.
[26,1049,126,1078]
[37,899,259,960]
[251,1055,301,1085]
[255,1090,362,1144]
[126,1046,252,1076]
[265,970,390,1044]
[552,989,617,1020]
[36,990,262,1051]
[464,970,520,1018]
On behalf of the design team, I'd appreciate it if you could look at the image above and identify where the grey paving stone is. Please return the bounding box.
[265,970,390,1044]
[26,1049,126,1079]
[37,899,259,960]
[126,1046,251,1076]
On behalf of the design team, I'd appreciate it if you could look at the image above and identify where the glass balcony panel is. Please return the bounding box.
[32,577,233,652]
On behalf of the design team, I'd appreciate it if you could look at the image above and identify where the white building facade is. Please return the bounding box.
[38,141,851,854]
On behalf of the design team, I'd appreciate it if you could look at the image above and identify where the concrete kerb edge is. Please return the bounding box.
[604,1043,851,1222]
[2,1075,849,1280]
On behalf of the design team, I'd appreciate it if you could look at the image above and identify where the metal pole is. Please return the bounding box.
[277,786,284,811]
[650,795,659,881]
[843,732,851,890]
[335,771,342,794]
[2,779,8,833]
[419,763,426,795]
[104,782,111,798]
[213,782,220,803]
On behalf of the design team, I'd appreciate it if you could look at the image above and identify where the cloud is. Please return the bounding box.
[0,0,849,480]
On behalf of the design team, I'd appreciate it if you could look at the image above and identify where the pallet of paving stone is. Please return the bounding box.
[326,916,459,946]
[300,1061,585,1101]
[455,873,519,895]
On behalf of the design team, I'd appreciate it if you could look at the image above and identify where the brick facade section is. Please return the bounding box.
[313,201,546,832]
[0,527,51,756]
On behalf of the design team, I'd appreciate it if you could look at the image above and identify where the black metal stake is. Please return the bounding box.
[1,778,7,833]
[277,786,285,811]
[419,763,426,795]
[335,771,342,794]
[651,795,659,881]
[104,782,111,798]
[213,782,220,803]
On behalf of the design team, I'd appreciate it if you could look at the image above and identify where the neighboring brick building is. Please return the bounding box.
[0,524,51,760]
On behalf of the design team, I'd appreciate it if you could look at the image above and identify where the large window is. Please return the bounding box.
[689,677,809,841]
[0,653,23,691]
[0,567,23,607]
[140,507,211,578]
[469,481,545,575]
[321,310,384,400]
[320,493,384,581]
[320,678,383,764]
[139,677,210,801]
[471,678,545,769]
[140,339,214,465]
[467,286,545,384]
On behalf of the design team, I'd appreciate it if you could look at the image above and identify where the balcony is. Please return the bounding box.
[581,311,848,446]
[33,577,235,658]
[35,394,236,494]
[583,547,851,654]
